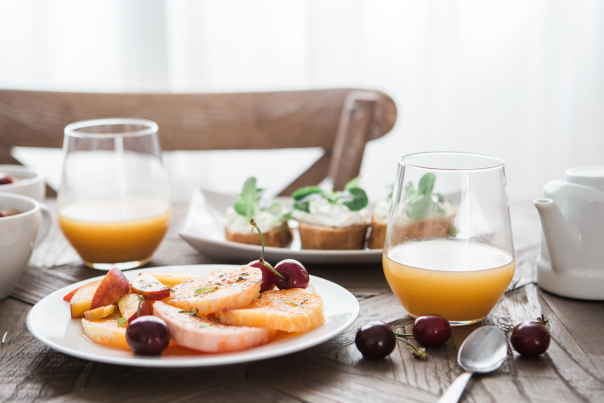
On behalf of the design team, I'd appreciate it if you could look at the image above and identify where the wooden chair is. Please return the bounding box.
[0,89,396,196]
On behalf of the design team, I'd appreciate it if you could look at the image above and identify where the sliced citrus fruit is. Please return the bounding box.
[219,288,325,333]
[82,312,129,350]
[164,267,261,315]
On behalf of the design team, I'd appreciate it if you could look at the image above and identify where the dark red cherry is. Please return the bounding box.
[355,321,396,359]
[273,259,309,289]
[248,259,275,292]
[412,315,451,347]
[511,321,550,356]
[126,316,171,355]
[0,174,13,185]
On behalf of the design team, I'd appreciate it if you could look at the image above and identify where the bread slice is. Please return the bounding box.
[368,213,388,249]
[298,222,368,250]
[225,223,292,248]
[219,288,325,333]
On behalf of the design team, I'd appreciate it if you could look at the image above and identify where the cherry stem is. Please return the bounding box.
[250,219,285,280]
[396,337,426,358]
[137,296,143,318]
[394,332,412,337]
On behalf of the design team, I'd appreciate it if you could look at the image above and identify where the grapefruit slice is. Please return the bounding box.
[153,301,276,353]
[82,312,129,350]
[164,267,261,315]
[219,288,325,333]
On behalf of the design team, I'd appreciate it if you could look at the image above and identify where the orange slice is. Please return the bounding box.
[82,312,129,350]
[219,288,325,333]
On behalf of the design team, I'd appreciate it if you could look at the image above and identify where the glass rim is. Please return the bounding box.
[399,151,504,171]
[64,118,158,139]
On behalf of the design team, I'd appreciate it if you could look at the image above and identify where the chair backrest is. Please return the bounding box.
[0,88,396,195]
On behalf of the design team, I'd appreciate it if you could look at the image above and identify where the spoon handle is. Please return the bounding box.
[437,371,473,403]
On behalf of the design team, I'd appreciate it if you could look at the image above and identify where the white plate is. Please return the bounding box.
[26,265,360,368]
[179,189,383,264]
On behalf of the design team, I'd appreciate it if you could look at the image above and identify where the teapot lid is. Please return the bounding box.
[566,166,604,192]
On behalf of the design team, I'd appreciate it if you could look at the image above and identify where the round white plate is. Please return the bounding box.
[179,189,383,264]
[26,265,360,367]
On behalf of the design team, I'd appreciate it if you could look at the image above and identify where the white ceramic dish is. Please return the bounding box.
[26,264,360,367]
[179,189,383,264]
[0,164,45,202]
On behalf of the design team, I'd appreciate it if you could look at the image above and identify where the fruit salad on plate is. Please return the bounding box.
[66,222,324,356]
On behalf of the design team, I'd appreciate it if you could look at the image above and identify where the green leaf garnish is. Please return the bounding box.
[194,286,218,296]
[234,177,260,220]
[345,176,361,190]
[179,308,200,317]
[418,173,436,195]
[282,300,298,306]
[198,322,212,328]
[339,187,368,211]
[118,318,128,327]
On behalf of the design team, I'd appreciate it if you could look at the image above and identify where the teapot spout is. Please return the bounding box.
[534,198,581,271]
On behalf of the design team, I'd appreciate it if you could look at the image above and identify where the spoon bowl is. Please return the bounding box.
[438,326,508,403]
[458,326,508,373]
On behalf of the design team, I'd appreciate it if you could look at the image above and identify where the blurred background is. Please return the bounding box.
[1,0,602,203]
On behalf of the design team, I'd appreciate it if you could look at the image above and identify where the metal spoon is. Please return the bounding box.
[437,326,508,403]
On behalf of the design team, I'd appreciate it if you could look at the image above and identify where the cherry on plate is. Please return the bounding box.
[511,321,550,356]
[412,315,451,347]
[355,321,396,359]
[248,259,275,292]
[273,259,309,289]
[126,316,171,355]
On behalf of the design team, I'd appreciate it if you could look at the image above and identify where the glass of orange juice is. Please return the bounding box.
[383,152,515,325]
[58,118,170,270]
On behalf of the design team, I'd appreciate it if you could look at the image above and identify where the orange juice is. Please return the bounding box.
[59,197,170,265]
[383,239,515,324]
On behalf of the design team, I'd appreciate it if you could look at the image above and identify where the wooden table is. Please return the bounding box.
[1,200,603,403]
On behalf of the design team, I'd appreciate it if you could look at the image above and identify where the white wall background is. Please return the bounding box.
[1,0,603,202]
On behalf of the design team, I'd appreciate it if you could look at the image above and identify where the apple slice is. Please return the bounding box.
[63,285,84,302]
[149,272,202,288]
[90,267,130,310]
[82,312,129,350]
[118,293,150,324]
[131,273,171,300]
[84,304,116,321]
[70,280,102,318]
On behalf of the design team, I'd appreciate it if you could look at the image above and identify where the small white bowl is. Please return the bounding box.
[0,165,45,202]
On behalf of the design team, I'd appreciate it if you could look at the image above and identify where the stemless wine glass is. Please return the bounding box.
[383,152,515,325]
[58,118,171,270]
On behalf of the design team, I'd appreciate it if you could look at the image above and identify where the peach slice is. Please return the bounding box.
[90,267,130,310]
[63,285,84,302]
[131,273,171,300]
[118,293,151,324]
[70,280,102,318]
[84,304,116,321]
[82,312,130,350]
[149,272,202,288]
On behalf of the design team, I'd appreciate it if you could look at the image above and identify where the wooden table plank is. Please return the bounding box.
[1,200,603,403]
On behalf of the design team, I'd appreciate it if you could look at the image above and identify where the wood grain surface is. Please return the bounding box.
[1,200,603,403]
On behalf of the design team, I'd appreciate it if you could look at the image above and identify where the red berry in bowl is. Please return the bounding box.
[126,316,171,355]
[248,259,275,292]
[511,321,550,356]
[0,174,13,185]
[274,259,309,290]
[355,321,396,359]
[412,315,451,347]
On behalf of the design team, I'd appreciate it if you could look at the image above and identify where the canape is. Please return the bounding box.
[224,177,292,247]
[292,178,369,250]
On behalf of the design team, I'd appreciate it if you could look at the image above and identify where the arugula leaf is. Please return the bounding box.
[292,186,323,200]
[234,177,260,219]
[118,318,128,327]
[339,187,369,211]
[194,286,218,296]
[345,176,361,190]
[418,173,436,195]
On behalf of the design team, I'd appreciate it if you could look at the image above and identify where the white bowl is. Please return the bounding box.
[0,165,45,202]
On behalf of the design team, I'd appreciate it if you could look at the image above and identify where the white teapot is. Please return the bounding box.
[534,166,604,300]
